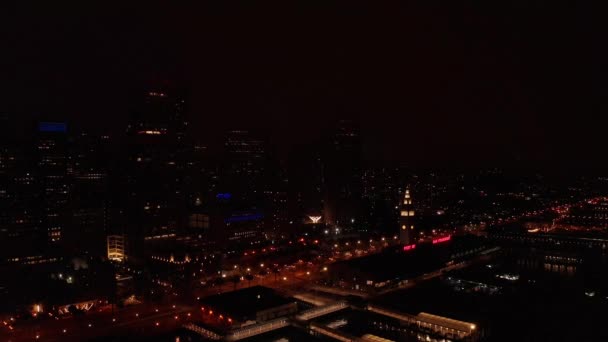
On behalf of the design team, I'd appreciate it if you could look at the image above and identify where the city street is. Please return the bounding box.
[2,303,194,342]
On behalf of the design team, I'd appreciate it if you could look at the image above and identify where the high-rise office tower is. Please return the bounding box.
[360,166,400,233]
[323,119,362,226]
[185,143,216,205]
[288,144,324,225]
[0,118,45,263]
[37,122,70,247]
[124,89,187,260]
[399,188,416,245]
[263,161,289,236]
[223,130,266,200]
[67,132,111,257]
[184,143,216,239]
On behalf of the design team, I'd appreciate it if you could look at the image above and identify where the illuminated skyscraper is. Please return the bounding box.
[399,188,415,245]
[360,167,400,233]
[124,89,188,260]
[37,122,69,246]
[0,118,45,263]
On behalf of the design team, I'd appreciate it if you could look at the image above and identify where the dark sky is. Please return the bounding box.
[2,2,606,168]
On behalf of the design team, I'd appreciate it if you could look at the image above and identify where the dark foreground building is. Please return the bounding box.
[199,286,297,326]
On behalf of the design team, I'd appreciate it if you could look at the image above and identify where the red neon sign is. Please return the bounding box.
[432,235,451,244]
[403,244,416,251]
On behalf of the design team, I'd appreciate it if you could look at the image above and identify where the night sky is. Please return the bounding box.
[2,2,606,168]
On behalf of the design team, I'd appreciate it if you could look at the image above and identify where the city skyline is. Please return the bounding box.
[2,2,607,167]
[2,3,608,341]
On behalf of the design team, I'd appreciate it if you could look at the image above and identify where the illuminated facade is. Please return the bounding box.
[264,189,289,234]
[223,211,264,242]
[308,215,322,224]
[107,235,125,262]
[399,188,415,245]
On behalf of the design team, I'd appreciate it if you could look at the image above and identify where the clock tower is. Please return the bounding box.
[399,188,415,245]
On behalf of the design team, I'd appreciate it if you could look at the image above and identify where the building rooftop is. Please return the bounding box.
[199,286,294,321]
[417,312,475,333]
[331,235,490,283]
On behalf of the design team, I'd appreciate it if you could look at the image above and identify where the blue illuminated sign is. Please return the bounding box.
[39,122,67,133]
[224,213,263,223]
[216,193,232,200]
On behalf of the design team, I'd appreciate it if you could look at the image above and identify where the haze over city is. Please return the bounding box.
[2,2,608,342]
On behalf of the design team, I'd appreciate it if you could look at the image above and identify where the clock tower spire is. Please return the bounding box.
[399,187,415,245]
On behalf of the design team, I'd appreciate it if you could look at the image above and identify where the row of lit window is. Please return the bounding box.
[7,256,58,264]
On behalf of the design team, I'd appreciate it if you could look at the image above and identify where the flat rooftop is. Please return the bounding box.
[199,286,294,320]
[332,235,490,282]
